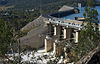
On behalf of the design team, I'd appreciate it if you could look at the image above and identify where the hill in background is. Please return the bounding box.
[0,0,100,11]
[0,0,75,10]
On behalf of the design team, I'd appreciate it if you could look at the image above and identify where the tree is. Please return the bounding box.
[0,19,16,63]
[71,0,100,62]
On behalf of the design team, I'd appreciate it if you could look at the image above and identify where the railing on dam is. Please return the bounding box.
[48,19,82,30]
[42,14,100,31]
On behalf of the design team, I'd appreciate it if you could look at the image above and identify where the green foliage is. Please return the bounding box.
[69,0,100,62]
[0,0,76,10]
[79,0,99,58]
[0,19,14,56]
[0,9,40,31]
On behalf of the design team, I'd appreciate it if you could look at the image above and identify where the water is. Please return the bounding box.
[60,6,100,23]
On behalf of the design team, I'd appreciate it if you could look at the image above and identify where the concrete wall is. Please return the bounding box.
[53,42,64,57]
[19,26,47,49]
[47,23,54,36]
[45,38,53,52]
[19,16,49,49]
[66,28,72,39]
[54,24,61,40]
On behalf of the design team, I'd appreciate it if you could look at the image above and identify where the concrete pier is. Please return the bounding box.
[53,24,61,40]
[45,36,53,52]
[64,28,67,39]
[53,41,63,57]
[75,30,79,43]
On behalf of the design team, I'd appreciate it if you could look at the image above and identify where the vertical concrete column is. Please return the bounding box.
[75,31,79,43]
[53,41,63,57]
[64,28,67,39]
[53,42,56,57]
[45,37,53,52]
[64,47,67,58]
[54,26,57,36]
[53,24,61,40]
[57,25,61,40]
[47,23,53,36]
[66,28,72,39]
[45,39,48,52]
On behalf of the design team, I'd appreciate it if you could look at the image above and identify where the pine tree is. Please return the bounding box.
[77,0,100,58]
[0,19,16,63]
[71,0,100,62]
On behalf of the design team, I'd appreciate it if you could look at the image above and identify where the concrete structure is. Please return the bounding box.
[43,18,82,56]
[43,16,100,57]
[53,42,63,57]
[20,5,100,57]
[45,36,53,52]
[75,30,79,43]
[19,16,49,49]
[43,15,100,56]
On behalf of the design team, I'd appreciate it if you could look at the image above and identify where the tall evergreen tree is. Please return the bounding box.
[0,19,16,63]
[77,0,100,58]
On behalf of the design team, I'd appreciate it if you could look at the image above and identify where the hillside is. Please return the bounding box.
[0,0,76,10]
[0,0,100,11]
[96,0,100,5]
